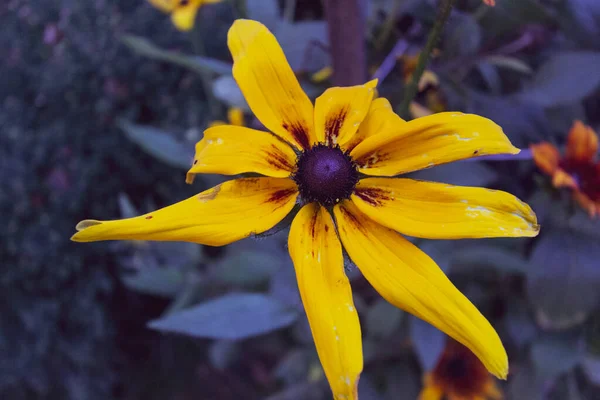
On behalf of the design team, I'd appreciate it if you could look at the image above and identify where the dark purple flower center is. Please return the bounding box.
[293,144,359,207]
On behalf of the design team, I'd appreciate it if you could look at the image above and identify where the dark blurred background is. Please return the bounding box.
[1,0,600,399]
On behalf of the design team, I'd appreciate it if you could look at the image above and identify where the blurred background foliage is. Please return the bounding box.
[1,0,600,399]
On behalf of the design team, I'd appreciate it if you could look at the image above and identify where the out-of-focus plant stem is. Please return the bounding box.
[323,0,367,86]
[191,17,219,118]
[398,0,456,119]
[374,0,403,50]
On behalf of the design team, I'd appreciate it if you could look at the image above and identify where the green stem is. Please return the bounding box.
[397,0,456,119]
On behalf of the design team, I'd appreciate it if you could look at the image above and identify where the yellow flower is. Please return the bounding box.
[72,19,539,400]
[419,340,503,400]
[209,107,245,128]
[531,120,600,218]
[147,0,222,31]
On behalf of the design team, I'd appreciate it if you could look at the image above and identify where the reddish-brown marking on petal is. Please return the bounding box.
[325,106,349,145]
[324,224,329,233]
[264,144,294,171]
[265,188,296,211]
[145,215,153,220]
[355,150,391,168]
[337,205,367,234]
[354,187,392,207]
[282,120,310,149]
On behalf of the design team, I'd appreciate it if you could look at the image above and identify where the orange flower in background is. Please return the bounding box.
[147,0,222,31]
[419,340,503,400]
[531,121,600,217]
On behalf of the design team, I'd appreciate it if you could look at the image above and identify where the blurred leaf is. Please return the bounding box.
[383,363,421,400]
[496,0,553,24]
[121,267,185,298]
[274,349,312,385]
[507,360,545,400]
[444,12,481,59]
[527,230,600,330]
[410,316,446,372]
[274,21,329,71]
[212,75,249,111]
[357,375,383,400]
[476,61,502,94]
[418,240,455,273]
[366,298,404,339]
[452,245,530,274]
[148,293,299,339]
[120,35,232,76]
[503,300,539,348]
[208,339,240,371]
[269,264,303,310]
[246,0,279,30]
[566,210,600,240]
[485,55,533,75]
[530,331,584,379]
[215,250,281,287]
[516,52,600,107]
[265,382,327,400]
[117,119,193,169]
[408,161,497,187]
[556,0,600,49]
[582,354,600,386]
[479,0,553,38]
[118,192,139,219]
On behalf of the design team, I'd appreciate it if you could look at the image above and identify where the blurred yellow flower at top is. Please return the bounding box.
[73,19,539,400]
[209,107,245,128]
[147,0,222,31]
[531,120,600,218]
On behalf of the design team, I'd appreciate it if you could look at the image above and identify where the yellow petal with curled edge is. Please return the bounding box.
[342,97,406,152]
[186,125,297,183]
[71,178,298,246]
[288,203,362,400]
[351,177,539,239]
[351,112,520,176]
[314,79,378,146]
[228,19,316,150]
[334,201,509,379]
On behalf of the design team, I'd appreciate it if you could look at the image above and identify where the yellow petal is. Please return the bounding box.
[351,178,539,239]
[72,178,298,246]
[170,1,201,31]
[351,112,520,176]
[333,201,508,379]
[288,203,362,400]
[314,79,378,146]
[566,120,599,162]
[186,125,297,183]
[342,97,406,152]
[228,19,316,150]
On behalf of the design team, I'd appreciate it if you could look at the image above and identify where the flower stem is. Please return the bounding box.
[398,0,456,119]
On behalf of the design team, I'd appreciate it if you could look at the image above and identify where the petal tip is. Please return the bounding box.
[75,219,102,232]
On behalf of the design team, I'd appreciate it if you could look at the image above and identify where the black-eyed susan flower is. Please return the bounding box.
[531,120,600,218]
[419,340,502,400]
[72,19,539,400]
[147,0,222,31]
[209,107,245,128]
